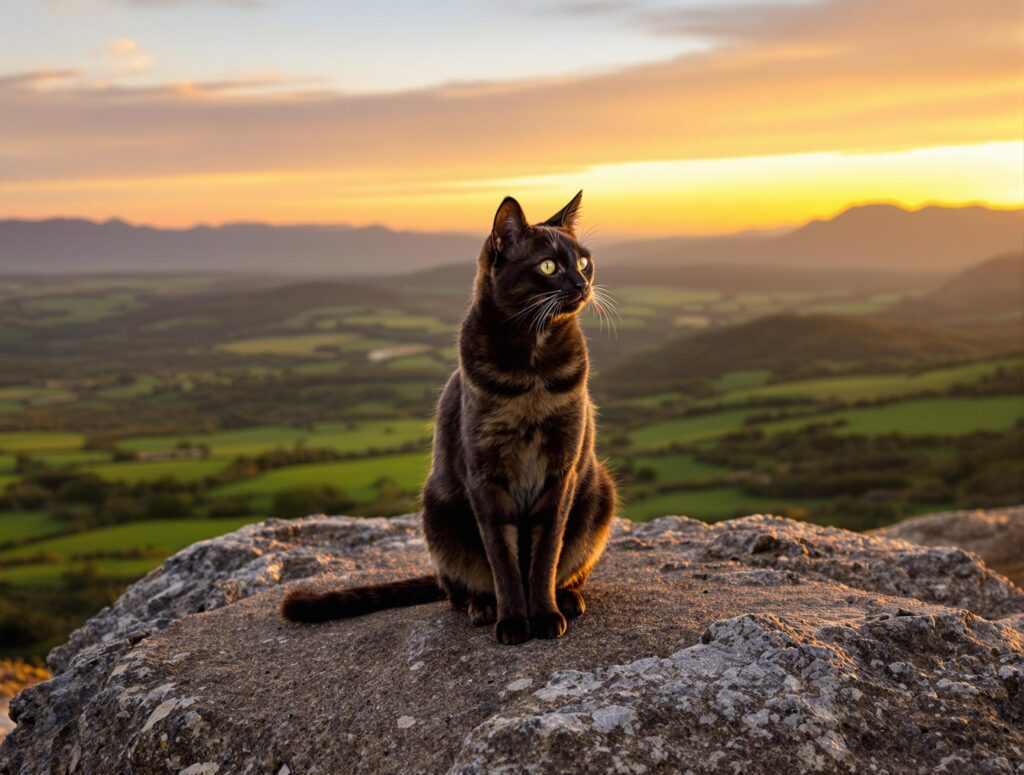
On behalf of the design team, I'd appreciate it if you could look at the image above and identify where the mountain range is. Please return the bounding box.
[0,204,1019,277]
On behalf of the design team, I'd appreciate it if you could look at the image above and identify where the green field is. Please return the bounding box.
[628,408,773,451]
[0,517,264,585]
[0,511,68,543]
[86,458,229,484]
[218,332,356,356]
[623,487,818,522]
[33,450,113,467]
[213,451,430,504]
[713,358,1022,404]
[20,292,141,326]
[0,431,85,453]
[762,395,1023,437]
[119,418,432,458]
[711,369,773,392]
[617,287,722,306]
[630,454,728,483]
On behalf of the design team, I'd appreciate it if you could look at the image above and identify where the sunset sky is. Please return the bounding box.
[2,0,1021,236]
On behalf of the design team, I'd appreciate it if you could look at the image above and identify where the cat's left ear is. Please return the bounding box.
[542,190,583,233]
[491,196,529,255]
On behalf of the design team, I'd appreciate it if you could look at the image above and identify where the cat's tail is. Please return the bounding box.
[280,575,444,623]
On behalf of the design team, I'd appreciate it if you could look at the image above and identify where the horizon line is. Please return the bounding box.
[0,199,1019,242]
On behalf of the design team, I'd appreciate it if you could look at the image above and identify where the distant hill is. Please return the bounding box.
[1,203,1018,277]
[602,313,1020,395]
[394,260,937,296]
[0,218,481,277]
[885,253,1023,327]
[602,204,1023,274]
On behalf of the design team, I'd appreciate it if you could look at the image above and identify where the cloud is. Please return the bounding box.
[117,0,267,6]
[0,0,1019,222]
[95,37,154,78]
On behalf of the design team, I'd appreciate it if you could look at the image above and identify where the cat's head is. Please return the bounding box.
[479,191,594,326]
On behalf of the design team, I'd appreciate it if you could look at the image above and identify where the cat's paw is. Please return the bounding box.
[531,610,567,639]
[556,588,586,619]
[468,594,497,626]
[495,615,531,645]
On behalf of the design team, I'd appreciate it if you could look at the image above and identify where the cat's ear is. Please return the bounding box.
[491,196,528,254]
[542,190,583,233]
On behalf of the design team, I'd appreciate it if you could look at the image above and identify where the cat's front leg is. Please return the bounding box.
[466,484,531,645]
[526,475,576,639]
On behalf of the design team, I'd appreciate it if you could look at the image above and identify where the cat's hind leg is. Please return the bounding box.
[556,587,586,619]
[467,593,497,625]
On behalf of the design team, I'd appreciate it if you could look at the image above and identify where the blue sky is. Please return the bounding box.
[6,0,737,91]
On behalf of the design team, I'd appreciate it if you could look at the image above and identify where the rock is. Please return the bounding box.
[872,506,1024,588]
[2,513,1022,774]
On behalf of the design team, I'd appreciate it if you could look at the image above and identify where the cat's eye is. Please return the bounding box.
[539,259,557,275]
[577,257,590,272]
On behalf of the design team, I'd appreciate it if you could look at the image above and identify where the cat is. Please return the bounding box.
[282,191,617,644]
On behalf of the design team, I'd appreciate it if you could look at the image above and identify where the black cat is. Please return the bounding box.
[282,192,617,644]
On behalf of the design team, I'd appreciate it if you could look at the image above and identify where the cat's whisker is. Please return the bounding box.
[506,291,562,324]
[591,289,618,339]
[592,289,622,323]
[533,293,564,336]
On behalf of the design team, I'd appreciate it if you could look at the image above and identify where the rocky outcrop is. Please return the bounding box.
[873,506,1024,588]
[2,513,1022,774]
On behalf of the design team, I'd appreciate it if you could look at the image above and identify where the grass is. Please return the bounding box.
[0,431,84,453]
[627,408,770,451]
[86,458,229,484]
[119,419,432,458]
[0,516,263,563]
[212,451,430,502]
[33,450,113,467]
[95,375,160,399]
[628,454,729,484]
[618,392,686,409]
[342,312,452,334]
[0,511,68,543]
[711,369,773,392]
[0,516,268,585]
[617,286,722,307]
[761,396,1024,437]
[218,332,354,357]
[622,487,818,522]
[20,292,141,326]
[0,558,166,586]
[713,358,1023,404]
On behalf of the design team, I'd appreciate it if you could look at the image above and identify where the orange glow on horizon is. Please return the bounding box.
[1,142,1020,237]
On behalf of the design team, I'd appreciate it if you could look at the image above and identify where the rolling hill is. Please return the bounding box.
[394,260,937,296]
[0,219,481,277]
[602,204,1022,274]
[885,253,1023,326]
[1,203,1019,277]
[602,313,1020,395]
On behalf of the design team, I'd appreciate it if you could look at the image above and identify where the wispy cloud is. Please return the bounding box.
[95,37,154,79]
[117,0,268,6]
[2,0,1020,229]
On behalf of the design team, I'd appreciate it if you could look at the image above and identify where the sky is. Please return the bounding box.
[1,0,1021,235]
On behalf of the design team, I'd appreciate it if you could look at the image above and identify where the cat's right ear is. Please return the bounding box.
[491,196,528,256]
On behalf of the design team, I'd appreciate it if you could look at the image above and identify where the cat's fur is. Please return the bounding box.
[282,192,616,644]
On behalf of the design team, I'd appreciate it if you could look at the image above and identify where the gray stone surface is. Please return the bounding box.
[873,506,1024,588]
[2,513,1023,774]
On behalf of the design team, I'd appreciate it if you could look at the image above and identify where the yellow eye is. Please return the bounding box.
[539,259,557,275]
[577,256,590,272]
